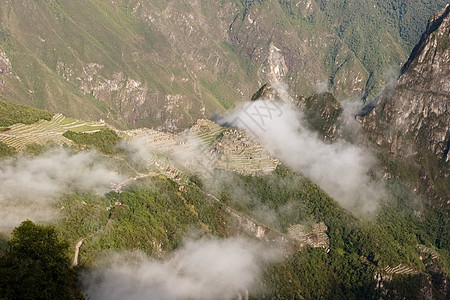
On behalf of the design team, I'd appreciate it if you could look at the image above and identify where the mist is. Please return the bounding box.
[219,98,384,214]
[120,130,218,177]
[0,148,123,229]
[82,237,279,300]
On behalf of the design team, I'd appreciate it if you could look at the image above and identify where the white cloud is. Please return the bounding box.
[0,148,123,229]
[82,237,279,300]
[218,97,384,214]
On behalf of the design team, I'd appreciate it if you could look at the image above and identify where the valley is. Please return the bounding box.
[0,0,448,132]
[0,1,449,300]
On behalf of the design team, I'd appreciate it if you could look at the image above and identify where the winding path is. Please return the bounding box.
[71,237,86,267]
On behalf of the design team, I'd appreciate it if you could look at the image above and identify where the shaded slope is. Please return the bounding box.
[0,0,446,133]
[361,5,450,208]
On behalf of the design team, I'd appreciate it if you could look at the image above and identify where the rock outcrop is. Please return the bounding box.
[1,1,446,132]
[361,5,450,207]
[297,92,343,142]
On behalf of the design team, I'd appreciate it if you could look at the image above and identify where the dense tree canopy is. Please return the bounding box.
[0,221,84,300]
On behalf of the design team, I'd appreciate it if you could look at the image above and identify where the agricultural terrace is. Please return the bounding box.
[0,114,106,151]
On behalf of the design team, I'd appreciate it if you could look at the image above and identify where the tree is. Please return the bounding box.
[0,221,84,300]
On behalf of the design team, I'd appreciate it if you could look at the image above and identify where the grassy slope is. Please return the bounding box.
[0,105,447,297]
[54,177,232,266]
[213,167,449,299]
[50,165,449,298]
[316,0,449,98]
[0,0,446,131]
[0,0,255,130]
[0,141,16,157]
[229,0,448,100]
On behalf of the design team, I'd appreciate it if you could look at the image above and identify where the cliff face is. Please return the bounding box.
[297,92,343,142]
[361,4,450,207]
[0,1,446,132]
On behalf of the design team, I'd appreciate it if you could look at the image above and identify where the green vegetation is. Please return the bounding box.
[1,0,444,130]
[207,166,449,298]
[315,0,448,96]
[266,247,377,299]
[300,92,343,139]
[378,137,450,207]
[23,142,53,156]
[317,0,449,52]
[0,154,447,298]
[0,141,16,157]
[51,177,230,266]
[101,182,204,252]
[200,79,231,109]
[0,221,84,300]
[63,129,121,154]
[0,100,52,127]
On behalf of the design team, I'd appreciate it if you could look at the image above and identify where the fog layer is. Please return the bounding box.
[83,237,279,300]
[0,148,123,229]
[219,99,383,214]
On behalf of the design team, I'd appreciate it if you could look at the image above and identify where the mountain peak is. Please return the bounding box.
[361,6,450,206]
[401,4,450,75]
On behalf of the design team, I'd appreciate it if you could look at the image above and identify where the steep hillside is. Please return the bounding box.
[0,0,447,132]
[361,4,450,208]
[1,4,450,298]
[316,0,449,99]
[0,97,449,298]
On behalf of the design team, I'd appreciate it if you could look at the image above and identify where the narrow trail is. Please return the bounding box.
[71,219,113,268]
[237,289,249,300]
[71,237,86,268]
[70,166,158,267]
[113,171,159,192]
[206,192,287,238]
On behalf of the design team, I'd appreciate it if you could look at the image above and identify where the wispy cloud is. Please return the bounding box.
[82,237,280,300]
[0,148,123,229]
[218,94,384,214]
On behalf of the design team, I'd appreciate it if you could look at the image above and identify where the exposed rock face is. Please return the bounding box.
[251,83,278,101]
[251,83,343,142]
[0,48,19,92]
[228,1,369,100]
[0,50,12,77]
[297,92,343,142]
[2,1,445,132]
[361,5,450,207]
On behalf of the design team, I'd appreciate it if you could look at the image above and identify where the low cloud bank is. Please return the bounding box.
[82,237,279,300]
[0,148,123,229]
[120,132,217,176]
[219,98,384,214]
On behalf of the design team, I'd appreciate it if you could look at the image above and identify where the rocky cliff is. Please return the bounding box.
[0,1,447,133]
[361,4,450,207]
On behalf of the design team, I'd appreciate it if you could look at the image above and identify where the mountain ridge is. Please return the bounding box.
[0,0,447,132]
[361,4,450,208]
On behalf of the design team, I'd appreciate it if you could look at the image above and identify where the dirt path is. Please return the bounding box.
[70,164,158,267]
[113,171,159,192]
[237,289,249,300]
[71,237,86,267]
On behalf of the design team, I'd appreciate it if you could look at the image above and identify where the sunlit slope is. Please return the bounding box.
[0,0,447,132]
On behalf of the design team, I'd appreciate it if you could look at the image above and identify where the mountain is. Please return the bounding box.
[1,3,450,300]
[1,96,449,299]
[361,4,450,208]
[0,0,447,132]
